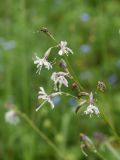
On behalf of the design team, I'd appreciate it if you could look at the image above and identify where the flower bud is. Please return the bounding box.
[80,133,96,156]
[97,81,106,92]
[78,92,89,98]
[40,27,49,34]
[59,59,67,69]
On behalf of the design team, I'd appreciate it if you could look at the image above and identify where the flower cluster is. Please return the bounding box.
[34,41,73,110]
[34,41,72,75]
[34,30,101,117]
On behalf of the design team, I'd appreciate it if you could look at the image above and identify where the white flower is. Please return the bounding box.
[36,87,62,111]
[34,48,53,75]
[58,41,73,56]
[84,92,100,117]
[34,55,52,74]
[51,72,69,91]
[5,110,20,125]
[84,104,100,117]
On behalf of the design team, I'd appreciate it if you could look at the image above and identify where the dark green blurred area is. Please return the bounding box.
[0,0,120,159]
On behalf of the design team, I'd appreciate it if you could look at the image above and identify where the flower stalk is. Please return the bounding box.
[16,110,66,160]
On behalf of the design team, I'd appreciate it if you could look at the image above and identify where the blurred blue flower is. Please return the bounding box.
[68,98,77,112]
[52,96,61,106]
[80,44,92,54]
[2,40,16,50]
[80,12,90,22]
[116,59,120,69]
[80,71,93,81]
[68,98,77,107]
[108,74,118,84]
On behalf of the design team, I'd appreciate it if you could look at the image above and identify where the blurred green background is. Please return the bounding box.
[0,0,120,159]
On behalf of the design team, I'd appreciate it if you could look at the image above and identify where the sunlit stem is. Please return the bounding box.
[35,100,47,111]
[61,92,78,99]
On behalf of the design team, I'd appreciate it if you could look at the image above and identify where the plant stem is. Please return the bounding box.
[61,91,78,99]
[94,150,106,160]
[100,110,120,142]
[64,56,84,91]
[47,32,84,91]
[16,110,66,160]
[42,28,120,140]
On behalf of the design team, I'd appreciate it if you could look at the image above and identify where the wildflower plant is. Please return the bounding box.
[32,27,109,159]
[2,27,115,160]
[36,87,62,111]
[34,27,104,117]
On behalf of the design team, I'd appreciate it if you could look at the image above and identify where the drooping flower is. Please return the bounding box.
[84,92,100,117]
[58,41,73,56]
[36,87,62,111]
[34,48,53,74]
[51,72,69,91]
[5,110,20,125]
[84,104,100,117]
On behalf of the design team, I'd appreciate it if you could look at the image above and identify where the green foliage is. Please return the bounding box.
[0,0,120,159]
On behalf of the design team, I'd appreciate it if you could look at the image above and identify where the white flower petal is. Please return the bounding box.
[48,99,55,109]
[58,41,73,56]
[37,87,61,110]
[66,47,73,54]
[58,50,63,55]
[84,104,100,117]
[34,56,52,74]
[5,110,20,125]
[51,72,69,91]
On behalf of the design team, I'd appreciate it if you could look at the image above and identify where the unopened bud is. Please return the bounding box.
[78,92,89,98]
[44,48,52,59]
[97,81,106,92]
[40,27,49,34]
[89,92,94,105]
[72,82,78,89]
[80,133,96,156]
[59,59,67,69]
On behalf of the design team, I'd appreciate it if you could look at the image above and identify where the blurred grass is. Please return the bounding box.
[0,0,120,159]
